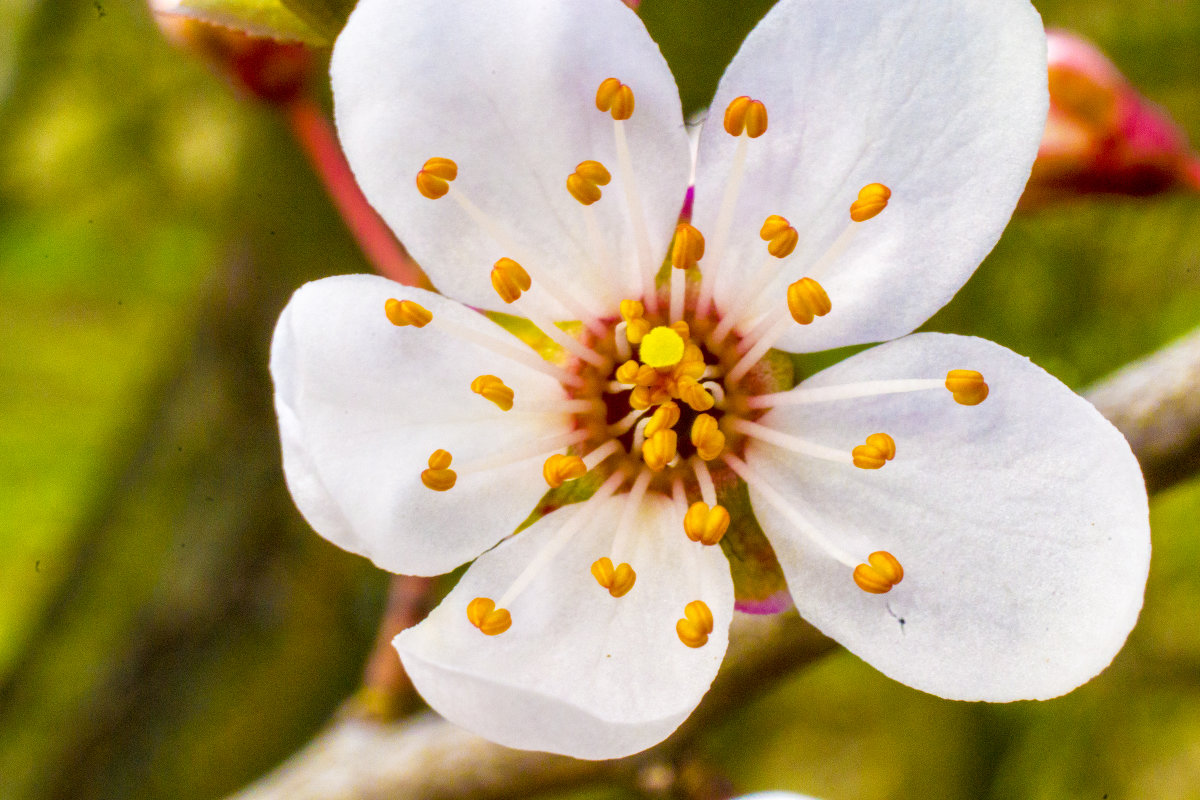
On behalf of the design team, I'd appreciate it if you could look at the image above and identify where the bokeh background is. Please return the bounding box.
[1,0,1199,798]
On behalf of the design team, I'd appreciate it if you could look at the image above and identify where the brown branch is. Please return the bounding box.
[228,325,1200,800]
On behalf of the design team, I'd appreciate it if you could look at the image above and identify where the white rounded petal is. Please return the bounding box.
[745,333,1149,700]
[693,0,1047,351]
[332,0,691,319]
[270,275,575,576]
[395,491,733,759]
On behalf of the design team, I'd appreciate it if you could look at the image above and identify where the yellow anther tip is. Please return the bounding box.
[640,326,686,369]
[385,298,433,328]
[470,375,514,411]
[543,453,586,488]
[596,78,635,120]
[676,600,715,647]
[850,182,892,222]
[490,257,532,304]
[723,96,767,138]
[852,432,896,469]
[591,557,636,597]
[946,369,989,405]
[671,223,705,270]
[642,429,678,472]
[684,501,730,546]
[853,551,904,594]
[691,414,726,462]
[467,597,512,635]
[786,277,832,325]
[415,158,457,200]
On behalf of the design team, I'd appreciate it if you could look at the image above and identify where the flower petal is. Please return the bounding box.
[271,274,575,576]
[693,0,1047,351]
[395,491,733,759]
[331,0,691,319]
[744,333,1149,701]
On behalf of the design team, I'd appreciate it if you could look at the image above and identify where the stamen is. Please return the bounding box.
[747,379,950,408]
[690,414,726,461]
[421,449,457,491]
[591,556,636,597]
[640,326,686,369]
[670,222,704,323]
[760,214,799,258]
[425,313,583,387]
[945,369,989,405]
[722,96,768,138]
[415,157,458,200]
[615,360,657,387]
[514,398,604,415]
[677,378,715,412]
[787,277,832,324]
[726,277,831,385]
[729,418,852,465]
[642,429,678,472]
[613,321,632,361]
[385,298,433,328]
[583,439,621,471]
[566,160,612,206]
[701,380,726,408]
[645,401,681,438]
[455,429,588,477]
[683,501,730,546]
[676,599,715,648]
[610,468,652,566]
[853,550,904,594]
[595,77,634,121]
[466,596,511,635]
[543,453,587,488]
[620,299,652,345]
[609,107,657,310]
[851,433,897,470]
[490,257,531,304]
[470,374,514,411]
[849,183,892,223]
[692,457,717,507]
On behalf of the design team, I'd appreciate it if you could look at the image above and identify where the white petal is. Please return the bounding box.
[270,275,574,576]
[332,0,691,319]
[395,491,733,759]
[745,333,1149,701]
[693,0,1047,351]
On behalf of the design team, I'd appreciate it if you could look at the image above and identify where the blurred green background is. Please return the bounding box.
[1,0,1198,798]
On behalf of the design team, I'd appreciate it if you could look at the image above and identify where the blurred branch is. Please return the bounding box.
[1084,326,1200,494]
[227,324,1200,800]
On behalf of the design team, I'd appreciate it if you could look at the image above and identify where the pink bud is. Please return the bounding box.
[1022,29,1200,209]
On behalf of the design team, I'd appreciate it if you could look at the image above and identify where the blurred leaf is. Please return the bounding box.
[278,0,353,42]
[159,0,329,44]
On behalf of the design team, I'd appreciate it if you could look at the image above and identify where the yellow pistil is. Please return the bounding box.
[543,453,587,488]
[467,596,512,635]
[644,401,681,438]
[640,326,686,369]
[642,428,678,471]
[850,182,892,222]
[760,214,799,258]
[591,557,637,597]
[595,77,635,121]
[690,414,726,461]
[470,375,514,411]
[566,160,611,206]
[851,432,896,470]
[723,96,768,138]
[415,156,458,199]
[683,501,730,546]
[620,299,652,345]
[421,449,456,491]
[677,378,715,412]
[385,298,433,328]
[853,551,905,594]
[786,277,832,325]
[490,257,531,304]
[676,600,715,648]
[945,369,989,405]
[671,222,705,270]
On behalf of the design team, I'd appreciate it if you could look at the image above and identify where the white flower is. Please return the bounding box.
[271,0,1150,760]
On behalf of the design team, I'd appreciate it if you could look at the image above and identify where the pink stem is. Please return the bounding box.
[286,98,431,288]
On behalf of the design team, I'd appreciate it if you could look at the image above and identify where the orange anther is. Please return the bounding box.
[671,222,705,270]
[759,214,799,258]
[467,596,512,635]
[677,378,715,412]
[945,369,989,405]
[676,600,715,647]
[853,551,905,594]
[595,77,635,121]
[566,160,611,205]
[385,298,433,328]
[591,557,637,597]
[421,449,456,491]
[490,257,532,304]
[415,157,458,199]
[850,183,892,222]
[690,414,726,461]
[470,375,514,411]
[851,432,896,469]
[786,277,832,325]
[642,429,678,472]
[723,96,768,138]
[683,501,730,546]
[644,401,681,438]
[543,453,587,488]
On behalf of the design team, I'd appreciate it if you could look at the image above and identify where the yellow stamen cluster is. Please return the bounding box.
[490,257,531,304]
[853,550,904,594]
[591,557,636,597]
[723,96,768,138]
[786,277,832,325]
[671,222,705,271]
[566,160,611,206]
[543,453,586,488]
[683,501,730,546]
[945,369,989,405]
[620,299,652,345]
[595,77,635,121]
[467,596,512,635]
[415,156,458,200]
[421,449,456,491]
[851,432,896,470]
[690,414,725,461]
[470,374,514,411]
[385,298,433,328]
[676,600,715,648]
[850,182,892,222]
[760,214,799,258]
